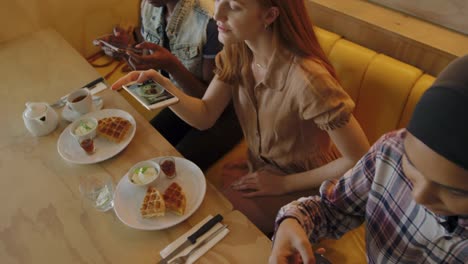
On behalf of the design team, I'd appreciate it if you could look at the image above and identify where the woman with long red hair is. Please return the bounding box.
[112,0,369,234]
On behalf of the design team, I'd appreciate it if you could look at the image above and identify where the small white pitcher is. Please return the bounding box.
[23,102,58,136]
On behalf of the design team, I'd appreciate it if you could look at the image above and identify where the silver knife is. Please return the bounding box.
[169,224,228,264]
[158,214,223,264]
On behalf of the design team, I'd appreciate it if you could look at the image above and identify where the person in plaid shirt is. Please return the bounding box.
[269,55,468,264]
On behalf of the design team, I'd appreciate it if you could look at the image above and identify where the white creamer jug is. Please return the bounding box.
[23,102,58,136]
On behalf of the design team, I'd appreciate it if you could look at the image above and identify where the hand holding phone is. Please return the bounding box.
[93,24,139,57]
[95,40,143,55]
[122,80,178,110]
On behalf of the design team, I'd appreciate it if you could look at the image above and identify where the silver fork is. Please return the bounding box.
[170,225,228,264]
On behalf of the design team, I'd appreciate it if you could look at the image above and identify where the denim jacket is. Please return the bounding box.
[141,0,212,88]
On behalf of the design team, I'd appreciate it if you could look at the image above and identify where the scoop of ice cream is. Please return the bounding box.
[131,167,157,184]
[74,120,96,136]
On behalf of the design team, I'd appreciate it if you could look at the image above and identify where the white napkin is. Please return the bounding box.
[160,215,230,264]
[89,81,108,95]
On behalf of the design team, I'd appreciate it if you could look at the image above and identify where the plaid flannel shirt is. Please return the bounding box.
[276,129,468,263]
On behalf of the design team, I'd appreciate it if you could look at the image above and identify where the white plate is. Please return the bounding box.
[113,157,207,230]
[57,109,136,164]
[62,96,104,122]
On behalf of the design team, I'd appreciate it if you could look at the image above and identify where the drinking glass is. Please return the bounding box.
[79,173,114,212]
[70,117,97,155]
[78,137,95,155]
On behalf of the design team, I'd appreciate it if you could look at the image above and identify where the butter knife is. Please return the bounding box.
[158,214,223,264]
[169,224,228,264]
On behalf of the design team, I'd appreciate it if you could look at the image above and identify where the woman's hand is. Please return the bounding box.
[126,42,179,71]
[110,69,169,91]
[231,166,288,197]
[269,218,316,264]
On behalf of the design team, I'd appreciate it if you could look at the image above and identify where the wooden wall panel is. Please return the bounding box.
[369,0,468,35]
[305,0,468,76]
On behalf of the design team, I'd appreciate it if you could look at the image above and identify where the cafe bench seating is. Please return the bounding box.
[203,27,436,263]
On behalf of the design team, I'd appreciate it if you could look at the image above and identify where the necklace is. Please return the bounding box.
[253,61,265,69]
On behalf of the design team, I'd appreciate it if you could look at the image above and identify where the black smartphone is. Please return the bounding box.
[97,39,143,55]
[315,253,332,264]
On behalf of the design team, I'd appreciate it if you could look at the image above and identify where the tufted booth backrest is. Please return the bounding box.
[328,39,377,103]
[315,27,435,144]
[398,74,436,128]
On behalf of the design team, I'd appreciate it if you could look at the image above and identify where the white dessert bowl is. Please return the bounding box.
[126,160,161,187]
[70,117,98,140]
[69,117,98,154]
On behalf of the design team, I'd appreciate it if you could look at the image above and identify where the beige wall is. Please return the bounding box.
[0,0,140,57]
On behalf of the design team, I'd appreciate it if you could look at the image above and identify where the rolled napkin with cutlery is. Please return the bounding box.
[159,214,230,264]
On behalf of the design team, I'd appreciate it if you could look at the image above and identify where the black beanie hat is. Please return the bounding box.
[407,55,468,170]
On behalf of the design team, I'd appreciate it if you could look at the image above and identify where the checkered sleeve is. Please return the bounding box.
[275,136,383,242]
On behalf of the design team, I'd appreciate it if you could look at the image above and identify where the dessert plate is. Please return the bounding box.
[57,109,136,164]
[113,157,206,230]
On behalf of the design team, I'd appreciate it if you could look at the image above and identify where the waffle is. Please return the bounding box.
[163,182,186,216]
[97,116,131,143]
[140,187,165,218]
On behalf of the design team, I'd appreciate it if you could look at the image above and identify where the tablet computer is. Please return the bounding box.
[122,80,179,110]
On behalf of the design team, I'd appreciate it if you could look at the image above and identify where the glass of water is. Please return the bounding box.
[79,173,114,212]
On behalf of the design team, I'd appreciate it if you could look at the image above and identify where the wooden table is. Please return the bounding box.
[0,28,271,264]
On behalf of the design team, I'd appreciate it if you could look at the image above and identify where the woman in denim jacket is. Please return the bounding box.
[98,0,242,170]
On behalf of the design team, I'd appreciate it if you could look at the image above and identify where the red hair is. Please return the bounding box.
[216,0,337,84]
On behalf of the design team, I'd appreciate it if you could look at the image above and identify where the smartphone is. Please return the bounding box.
[96,39,143,55]
[122,80,179,110]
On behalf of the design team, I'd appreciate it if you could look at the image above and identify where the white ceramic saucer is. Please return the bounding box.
[62,96,103,122]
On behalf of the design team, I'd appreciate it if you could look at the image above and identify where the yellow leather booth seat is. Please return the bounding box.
[315,27,342,56]
[398,74,436,128]
[204,27,436,263]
